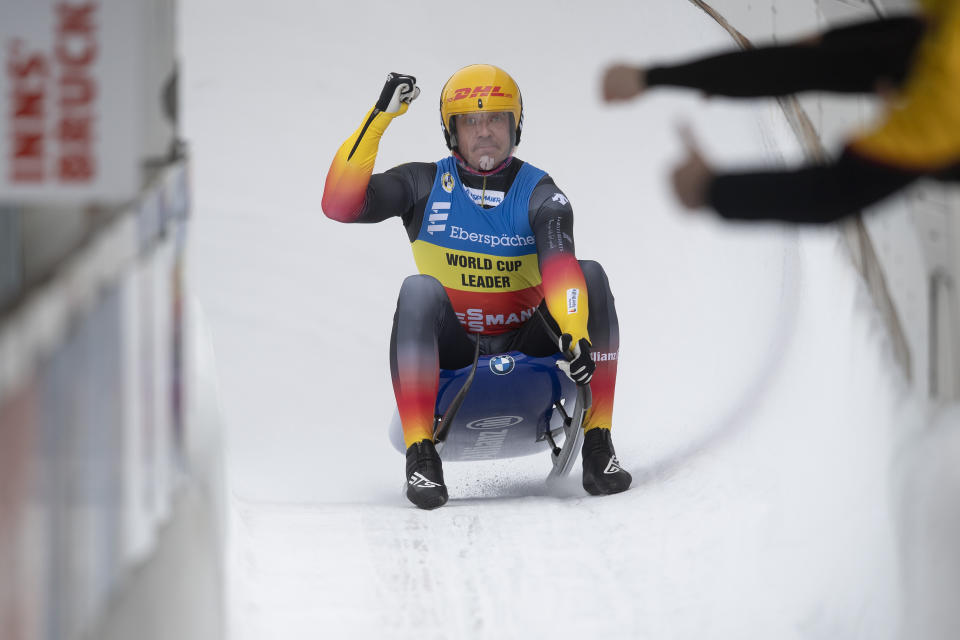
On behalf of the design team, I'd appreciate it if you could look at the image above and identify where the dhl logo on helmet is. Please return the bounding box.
[447,86,514,102]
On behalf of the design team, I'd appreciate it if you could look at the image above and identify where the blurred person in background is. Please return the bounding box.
[601,0,960,223]
[322,65,632,509]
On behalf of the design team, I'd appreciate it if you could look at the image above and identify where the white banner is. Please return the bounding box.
[0,0,174,203]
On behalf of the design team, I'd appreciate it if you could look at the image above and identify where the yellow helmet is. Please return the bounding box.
[439,64,523,151]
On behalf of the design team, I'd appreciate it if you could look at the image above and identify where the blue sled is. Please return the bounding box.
[389,351,590,481]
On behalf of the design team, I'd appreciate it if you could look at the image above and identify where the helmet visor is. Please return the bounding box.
[450,111,517,149]
[455,111,512,131]
[452,111,516,171]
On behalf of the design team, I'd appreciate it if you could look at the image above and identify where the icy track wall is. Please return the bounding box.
[0,2,223,639]
[693,3,960,634]
[692,0,960,403]
[0,165,225,640]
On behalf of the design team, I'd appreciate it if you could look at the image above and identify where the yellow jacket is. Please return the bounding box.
[850,0,960,170]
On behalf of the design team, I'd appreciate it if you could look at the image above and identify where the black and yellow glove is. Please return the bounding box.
[375,72,420,116]
[557,333,595,386]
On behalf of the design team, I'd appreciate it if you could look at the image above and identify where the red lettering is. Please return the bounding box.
[14,91,44,118]
[7,41,49,183]
[58,117,91,143]
[14,133,43,161]
[56,3,98,82]
[57,3,96,34]
[13,162,43,182]
[447,85,514,102]
[56,38,97,67]
[8,49,48,80]
[59,155,94,181]
[54,2,98,184]
[59,74,96,108]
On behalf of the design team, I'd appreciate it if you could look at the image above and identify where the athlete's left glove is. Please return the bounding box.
[557,333,595,386]
[375,72,420,116]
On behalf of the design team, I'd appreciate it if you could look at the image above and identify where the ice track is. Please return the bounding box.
[182,1,920,638]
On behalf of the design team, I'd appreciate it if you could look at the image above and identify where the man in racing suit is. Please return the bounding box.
[323,65,632,509]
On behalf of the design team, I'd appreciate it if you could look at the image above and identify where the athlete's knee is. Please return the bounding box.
[578,259,603,280]
[397,274,446,308]
[397,274,447,317]
[578,260,613,296]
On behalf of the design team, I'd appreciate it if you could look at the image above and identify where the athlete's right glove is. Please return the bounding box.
[557,333,595,386]
[375,72,420,116]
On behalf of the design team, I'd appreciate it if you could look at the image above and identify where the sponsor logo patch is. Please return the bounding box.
[567,288,579,314]
[446,85,513,102]
[603,456,624,475]
[463,185,504,207]
[552,192,569,206]
[455,305,539,333]
[441,172,454,193]
[427,201,451,234]
[488,355,516,375]
[408,472,442,488]
[466,416,524,430]
[461,429,509,460]
[590,351,618,362]
[448,226,535,248]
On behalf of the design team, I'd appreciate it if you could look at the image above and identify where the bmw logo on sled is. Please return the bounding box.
[489,354,515,375]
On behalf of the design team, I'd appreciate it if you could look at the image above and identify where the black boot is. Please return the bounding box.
[405,439,448,509]
[581,428,632,496]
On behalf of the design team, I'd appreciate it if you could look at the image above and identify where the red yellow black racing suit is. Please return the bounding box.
[323,108,620,447]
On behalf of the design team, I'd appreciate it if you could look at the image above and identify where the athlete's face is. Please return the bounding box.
[456,111,513,171]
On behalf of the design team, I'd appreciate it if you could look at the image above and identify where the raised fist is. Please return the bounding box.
[557,333,595,386]
[601,64,646,102]
[376,72,420,115]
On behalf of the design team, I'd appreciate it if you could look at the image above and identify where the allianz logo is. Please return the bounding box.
[590,351,618,362]
[465,416,524,430]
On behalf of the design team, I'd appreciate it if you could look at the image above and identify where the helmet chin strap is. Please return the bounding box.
[452,150,514,176]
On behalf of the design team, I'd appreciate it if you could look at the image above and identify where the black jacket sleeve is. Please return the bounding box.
[708,149,922,224]
[349,162,436,228]
[646,16,925,97]
[529,176,577,264]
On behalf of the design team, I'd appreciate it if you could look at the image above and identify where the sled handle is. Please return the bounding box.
[433,333,481,443]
